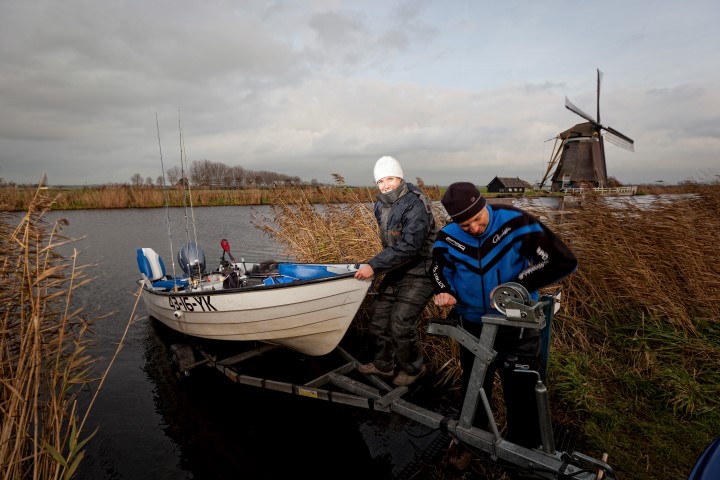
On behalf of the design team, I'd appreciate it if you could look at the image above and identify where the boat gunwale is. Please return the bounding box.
[139,269,366,297]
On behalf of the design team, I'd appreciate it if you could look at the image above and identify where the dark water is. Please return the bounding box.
[44,206,446,480]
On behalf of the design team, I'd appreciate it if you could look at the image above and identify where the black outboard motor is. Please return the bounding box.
[177,242,206,278]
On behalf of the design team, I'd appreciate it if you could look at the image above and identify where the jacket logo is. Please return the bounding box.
[518,247,550,280]
[447,238,465,251]
[493,227,511,244]
[431,264,445,288]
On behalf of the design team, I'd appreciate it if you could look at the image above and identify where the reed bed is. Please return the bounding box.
[0,188,131,479]
[0,182,696,212]
[541,186,720,479]
[0,184,394,211]
[255,179,720,479]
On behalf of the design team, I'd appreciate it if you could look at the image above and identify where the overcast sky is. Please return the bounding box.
[1,0,718,187]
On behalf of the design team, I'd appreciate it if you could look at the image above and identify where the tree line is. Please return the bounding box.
[130,159,306,188]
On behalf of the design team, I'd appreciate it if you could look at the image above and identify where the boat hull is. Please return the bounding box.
[140,272,370,356]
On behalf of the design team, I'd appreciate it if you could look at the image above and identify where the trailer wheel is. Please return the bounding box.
[170,343,196,380]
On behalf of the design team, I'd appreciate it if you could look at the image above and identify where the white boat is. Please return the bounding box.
[136,241,371,356]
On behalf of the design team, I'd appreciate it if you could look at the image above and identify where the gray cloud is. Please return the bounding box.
[1,0,718,187]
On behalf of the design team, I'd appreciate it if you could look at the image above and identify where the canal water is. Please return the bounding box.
[45,205,448,480]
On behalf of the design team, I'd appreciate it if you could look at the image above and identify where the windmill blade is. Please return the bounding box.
[603,126,635,152]
[596,68,604,124]
[565,96,599,125]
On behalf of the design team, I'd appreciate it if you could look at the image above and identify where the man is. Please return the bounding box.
[354,156,437,387]
[431,182,577,470]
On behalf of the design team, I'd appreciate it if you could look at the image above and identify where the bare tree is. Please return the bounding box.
[190,160,210,186]
[207,161,227,187]
[145,176,153,187]
[166,159,305,188]
[156,175,164,187]
[189,159,234,188]
[230,165,245,187]
[130,173,143,186]
[166,166,180,186]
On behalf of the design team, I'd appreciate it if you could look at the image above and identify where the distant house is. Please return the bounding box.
[487,176,529,194]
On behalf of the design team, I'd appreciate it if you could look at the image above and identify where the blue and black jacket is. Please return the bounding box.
[430,204,577,323]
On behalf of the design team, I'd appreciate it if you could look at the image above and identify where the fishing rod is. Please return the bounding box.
[178,113,199,246]
[155,113,178,280]
[177,112,202,277]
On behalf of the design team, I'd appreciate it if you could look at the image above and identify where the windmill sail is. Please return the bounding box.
[565,97,596,125]
[603,127,635,152]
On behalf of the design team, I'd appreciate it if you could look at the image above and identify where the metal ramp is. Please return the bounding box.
[170,285,616,480]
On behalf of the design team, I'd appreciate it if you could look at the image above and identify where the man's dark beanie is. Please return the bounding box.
[441,182,487,223]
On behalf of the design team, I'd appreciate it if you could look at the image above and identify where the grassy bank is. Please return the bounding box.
[0,183,387,211]
[254,181,720,479]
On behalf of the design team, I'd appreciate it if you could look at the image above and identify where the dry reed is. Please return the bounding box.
[0,184,391,211]
[524,186,720,479]
[0,187,132,480]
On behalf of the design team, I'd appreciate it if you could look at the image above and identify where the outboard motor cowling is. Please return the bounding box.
[178,242,206,277]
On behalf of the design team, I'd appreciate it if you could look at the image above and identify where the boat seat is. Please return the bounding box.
[277,263,337,280]
[136,247,189,290]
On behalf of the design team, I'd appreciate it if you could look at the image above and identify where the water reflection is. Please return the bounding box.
[141,319,388,479]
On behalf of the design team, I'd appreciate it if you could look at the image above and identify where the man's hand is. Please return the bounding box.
[433,292,457,307]
[354,264,374,280]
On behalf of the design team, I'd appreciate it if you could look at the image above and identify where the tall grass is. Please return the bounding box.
[255,179,720,479]
[0,182,699,212]
[0,184,390,211]
[254,175,379,262]
[0,188,132,479]
[545,186,720,479]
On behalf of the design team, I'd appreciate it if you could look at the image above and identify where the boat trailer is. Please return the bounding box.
[168,283,616,479]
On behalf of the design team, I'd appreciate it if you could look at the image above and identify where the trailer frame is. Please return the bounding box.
[168,290,616,480]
